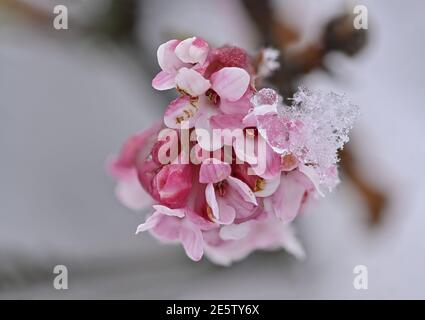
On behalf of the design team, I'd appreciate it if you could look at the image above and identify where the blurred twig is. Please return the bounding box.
[0,0,52,24]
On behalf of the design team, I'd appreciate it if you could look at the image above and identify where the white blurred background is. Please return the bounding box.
[0,0,424,299]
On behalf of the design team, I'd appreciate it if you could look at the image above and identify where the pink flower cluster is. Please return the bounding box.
[108,37,357,265]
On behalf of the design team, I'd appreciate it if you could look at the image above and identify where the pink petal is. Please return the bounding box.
[190,143,211,165]
[257,113,305,155]
[175,67,210,97]
[219,92,252,115]
[251,139,282,179]
[109,122,162,177]
[164,95,200,129]
[199,158,231,183]
[270,171,307,223]
[211,67,250,102]
[150,216,181,241]
[151,128,180,165]
[209,113,245,130]
[230,161,260,192]
[152,164,193,208]
[152,71,176,90]
[137,159,162,200]
[241,104,278,128]
[135,212,161,234]
[281,153,299,171]
[233,134,281,179]
[298,164,324,197]
[185,209,217,231]
[175,37,209,65]
[194,100,223,151]
[280,224,306,259]
[226,176,257,205]
[179,225,204,261]
[152,205,185,218]
[205,183,219,219]
[219,221,252,240]
[203,211,304,266]
[157,39,184,73]
[254,174,281,197]
[116,171,152,210]
[233,133,258,165]
[242,112,257,127]
[214,199,236,225]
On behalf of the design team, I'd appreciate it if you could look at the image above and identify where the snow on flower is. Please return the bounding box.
[108,36,358,265]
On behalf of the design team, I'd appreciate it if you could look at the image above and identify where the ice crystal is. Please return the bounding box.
[253,87,358,188]
[251,88,281,107]
[285,87,358,169]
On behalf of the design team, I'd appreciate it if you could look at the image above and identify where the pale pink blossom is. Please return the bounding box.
[204,212,305,266]
[200,159,258,223]
[152,37,209,91]
[136,205,215,261]
[109,37,358,264]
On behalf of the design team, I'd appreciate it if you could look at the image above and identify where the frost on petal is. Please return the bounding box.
[289,88,358,166]
[157,39,184,73]
[199,158,231,183]
[242,103,278,131]
[252,87,358,192]
[211,67,250,101]
[256,113,293,154]
[152,71,176,90]
[175,37,209,65]
[175,67,210,97]
[251,88,280,107]
[251,137,282,179]
[164,95,200,129]
[179,225,204,261]
[280,87,358,189]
